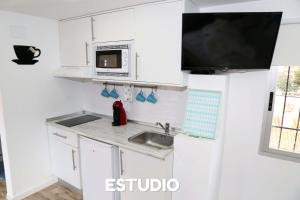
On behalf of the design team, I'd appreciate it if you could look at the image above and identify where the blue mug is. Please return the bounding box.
[101,87,110,98]
[147,91,157,104]
[110,88,119,99]
[136,90,146,102]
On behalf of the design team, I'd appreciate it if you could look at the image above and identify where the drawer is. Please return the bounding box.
[48,125,78,148]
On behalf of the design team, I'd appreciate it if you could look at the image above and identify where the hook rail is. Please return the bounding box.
[102,82,158,90]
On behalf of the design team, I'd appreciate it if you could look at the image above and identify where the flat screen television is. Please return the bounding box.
[181,12,282,73]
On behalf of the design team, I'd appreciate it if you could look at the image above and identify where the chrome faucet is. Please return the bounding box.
[156,122,170,135]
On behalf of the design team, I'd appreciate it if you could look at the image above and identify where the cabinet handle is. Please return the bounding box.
[91,17,95,41]
[85,42,89,65]
[72,149,76,171]
[120,150,124,176]
[135,52,139,80]
[268,92,274,111]
[53,133,67,139]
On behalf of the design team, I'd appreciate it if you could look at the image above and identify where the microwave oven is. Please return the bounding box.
[94,41,132,74]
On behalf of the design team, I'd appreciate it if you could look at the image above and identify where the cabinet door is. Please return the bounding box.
[135,1,184,85]
[80,137,115,200]
[120,148,173,200]
[93,9,134,42]
[50,138,81,188]
[59,17,92,67]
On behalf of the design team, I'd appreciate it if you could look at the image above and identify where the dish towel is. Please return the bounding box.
[183,89,222,139]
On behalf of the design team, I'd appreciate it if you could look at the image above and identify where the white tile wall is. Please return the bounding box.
[82,82,187,128]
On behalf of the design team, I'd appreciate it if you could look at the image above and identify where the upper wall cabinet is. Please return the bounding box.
[135,1,184,85]
[92,9,135,42]
[57,1,189,85]
[59,18,92,67]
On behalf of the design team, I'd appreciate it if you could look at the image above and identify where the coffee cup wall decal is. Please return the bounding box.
[12,45,41,65]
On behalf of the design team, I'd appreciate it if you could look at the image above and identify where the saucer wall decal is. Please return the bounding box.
[12,59,39,65]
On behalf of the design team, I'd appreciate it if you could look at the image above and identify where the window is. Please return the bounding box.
[262,66,300,160]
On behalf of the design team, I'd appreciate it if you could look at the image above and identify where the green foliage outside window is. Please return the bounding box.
[277,71,296,93]
[293,69,300,88]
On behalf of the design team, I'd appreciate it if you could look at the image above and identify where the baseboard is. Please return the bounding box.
[6,176,58,200]
[57,179,82,194]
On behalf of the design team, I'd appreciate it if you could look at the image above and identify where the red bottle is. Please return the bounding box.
[112,100,127,126]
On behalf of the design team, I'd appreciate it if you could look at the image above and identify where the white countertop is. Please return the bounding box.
[47,112,175,160]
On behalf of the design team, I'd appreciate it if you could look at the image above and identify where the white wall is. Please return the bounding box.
[200,0,300,20]
[82,82,186,128]
[201,1,300,200]
[220,72,300,200]
[173,75,229,200]
[0,11,83,199]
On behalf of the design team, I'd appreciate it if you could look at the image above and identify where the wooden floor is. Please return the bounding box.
[0,181,83,200]
[0,181,6,200]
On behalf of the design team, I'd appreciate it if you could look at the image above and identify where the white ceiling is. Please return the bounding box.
[0,0,260,20]
[0,0,159,19]
[194,0,260,7]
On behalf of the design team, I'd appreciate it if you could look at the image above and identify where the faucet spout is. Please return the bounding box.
[156,122,170,135]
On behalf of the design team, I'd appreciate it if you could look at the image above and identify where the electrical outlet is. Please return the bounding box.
[123,85,133,102]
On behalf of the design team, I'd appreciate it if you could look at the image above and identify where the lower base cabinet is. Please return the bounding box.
[79,139,173,200]
[80,137,120,200]
[49,134,81,189]
[120,148,173,200]
[49,126,174,200]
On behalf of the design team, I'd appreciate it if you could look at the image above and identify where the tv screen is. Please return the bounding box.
[182,12,282,71]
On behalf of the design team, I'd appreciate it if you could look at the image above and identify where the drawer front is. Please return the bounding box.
[48,125,78,147]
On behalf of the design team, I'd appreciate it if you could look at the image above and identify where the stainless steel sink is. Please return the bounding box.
[128,131,174,149]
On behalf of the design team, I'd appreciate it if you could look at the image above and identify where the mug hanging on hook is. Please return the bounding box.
[110,85,119,99]
[136,87,146,102]
[101,84,110,97]
[147,87,158,104]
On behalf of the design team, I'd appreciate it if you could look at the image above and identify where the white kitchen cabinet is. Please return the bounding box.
[59,17,92,67]
[49,133,81,189]
[135,1,184,85]
[92,9,134,42]
[120,148,173,200]
[80,137,119,200]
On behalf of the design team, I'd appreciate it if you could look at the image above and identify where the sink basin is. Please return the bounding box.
[128,131,174,149]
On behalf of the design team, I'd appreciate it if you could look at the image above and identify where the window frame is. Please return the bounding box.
[260,66,300,162]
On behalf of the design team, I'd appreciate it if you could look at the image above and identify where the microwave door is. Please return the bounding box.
[96,50,127,73]
[96,50,121,67]
[98,54,121,68]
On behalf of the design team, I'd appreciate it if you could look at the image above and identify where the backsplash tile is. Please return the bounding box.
[82,82,187,128]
